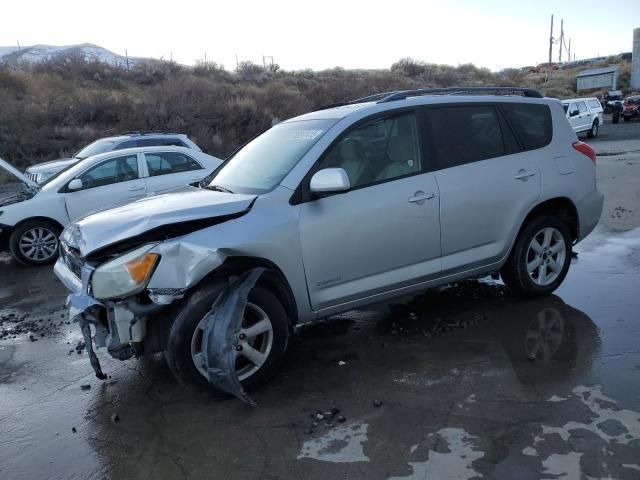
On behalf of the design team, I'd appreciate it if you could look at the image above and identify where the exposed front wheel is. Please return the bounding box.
[587,120,599,138]
[501,216,572,297]
[165,281,290,393]
[9,220,61,266]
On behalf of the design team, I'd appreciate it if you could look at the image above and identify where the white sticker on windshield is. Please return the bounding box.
[291,130,323,140]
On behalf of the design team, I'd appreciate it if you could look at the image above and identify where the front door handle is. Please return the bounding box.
[129,185,145,191]
[408,191,436,204]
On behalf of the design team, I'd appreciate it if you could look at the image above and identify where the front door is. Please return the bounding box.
[298,111,441,311]
[65,153,147,220]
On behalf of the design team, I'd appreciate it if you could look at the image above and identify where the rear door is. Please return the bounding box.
[576,101,590,131]
[142,151,206,193]
[424,103,543,273]
[64,153,147,219]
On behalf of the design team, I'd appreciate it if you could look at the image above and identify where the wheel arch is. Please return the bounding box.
[200,255,299,329]
[10,216,65,235]
[518,197,579,243]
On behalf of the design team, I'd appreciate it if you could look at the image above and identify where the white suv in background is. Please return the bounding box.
[0,146,222,265]
[561,97,603,138]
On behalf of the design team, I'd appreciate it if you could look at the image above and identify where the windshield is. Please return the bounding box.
[74,139,116,160]
[211,119,335,194]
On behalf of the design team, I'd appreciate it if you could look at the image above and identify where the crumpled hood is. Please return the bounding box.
[62,187,257,257]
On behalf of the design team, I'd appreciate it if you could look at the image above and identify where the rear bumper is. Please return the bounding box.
[576,189,604,242]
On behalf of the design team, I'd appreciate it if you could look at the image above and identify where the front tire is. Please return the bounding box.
[9,219,61,266]
[587,120,599,138]
[165,281,290,393]
[501,216,572,297]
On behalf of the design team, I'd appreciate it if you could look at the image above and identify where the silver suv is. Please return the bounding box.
[54,87,603,395]
[25,132,201,183]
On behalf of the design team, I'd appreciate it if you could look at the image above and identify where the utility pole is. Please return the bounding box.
[568,38,571,63]
[558,19,564,63]
[235,53,239,69]
[125,49,129,71]
[546,14,554,82]
[16,40,21,52]
[204,52,207,63]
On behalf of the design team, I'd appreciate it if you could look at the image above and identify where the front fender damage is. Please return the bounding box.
[201,267,265,406]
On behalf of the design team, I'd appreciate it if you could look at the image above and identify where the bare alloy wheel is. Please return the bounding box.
[19,226,59,262]
[190,302,274,382]
[526,227,567,286]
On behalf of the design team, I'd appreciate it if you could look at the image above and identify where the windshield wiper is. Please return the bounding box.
[206,184,234,194]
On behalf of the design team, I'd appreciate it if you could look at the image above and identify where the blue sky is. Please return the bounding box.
[2,0,639,71]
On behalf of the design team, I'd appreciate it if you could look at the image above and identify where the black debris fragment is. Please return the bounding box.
[110,413,120,423]
[337,415,346,423]
[80,384,91,391]
[373,400,383,408]
[72,427,77,433]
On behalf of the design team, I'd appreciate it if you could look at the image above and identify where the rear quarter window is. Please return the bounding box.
[588,100,601,110]
[501,103,552,151]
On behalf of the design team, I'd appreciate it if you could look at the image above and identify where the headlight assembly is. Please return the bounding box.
[91,244,160,299]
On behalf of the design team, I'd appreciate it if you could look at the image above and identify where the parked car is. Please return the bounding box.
[622,96,640,122]
[25,132,202,184]
[561,97,603,138]
[54,87,603,394]
[0,146,222,265]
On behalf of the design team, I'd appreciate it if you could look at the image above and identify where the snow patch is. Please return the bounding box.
[388,428,484,480]
[542,452,583,480]
[297,423,369,463]
[547,395,567,402]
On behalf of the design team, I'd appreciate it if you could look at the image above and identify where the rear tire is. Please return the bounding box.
[501,216,572,297]
[9,219,61,266]
[587,120,599,138]
[165,281,290,393]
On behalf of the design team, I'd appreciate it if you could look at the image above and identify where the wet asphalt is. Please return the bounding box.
[1,123,640,480]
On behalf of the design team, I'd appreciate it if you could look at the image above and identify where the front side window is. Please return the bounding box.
[74,139,117,160]
[426,106,506,169]
[212,119,335,194]
[76,154,139,189]
[145,152,202,176]
[317,112,422,188]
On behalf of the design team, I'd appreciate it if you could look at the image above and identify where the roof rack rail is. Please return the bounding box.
[374,86,543,103]
[120,131,182,136]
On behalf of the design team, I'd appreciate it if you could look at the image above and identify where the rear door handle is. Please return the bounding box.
[514,170,536,181]
[129,185,145,191]
[408,191,436,204]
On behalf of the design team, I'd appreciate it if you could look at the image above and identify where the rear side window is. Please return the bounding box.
[425,106,514,169]
[145,152,202,176]
[588,99,601,110]
[501,103,552,151]
[577,101,587,113]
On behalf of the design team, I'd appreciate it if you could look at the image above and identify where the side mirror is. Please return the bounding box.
[68,178,83,191]
[309,168,350,196]
[570,109,580,117]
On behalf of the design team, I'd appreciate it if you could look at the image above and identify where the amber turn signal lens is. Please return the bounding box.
[125,253,159,284]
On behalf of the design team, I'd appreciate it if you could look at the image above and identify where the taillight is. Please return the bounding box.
[572,141,596,164]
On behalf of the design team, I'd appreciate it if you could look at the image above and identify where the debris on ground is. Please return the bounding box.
[75,341,85,354]
[338,360,346,366]
[80,384,91,391]
[0,308,69,340]
[373,400,383,408]
[71,427,77,433]
[110,413,120,423]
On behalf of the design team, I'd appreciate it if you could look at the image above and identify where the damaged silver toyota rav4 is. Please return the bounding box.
[54,87,603,400]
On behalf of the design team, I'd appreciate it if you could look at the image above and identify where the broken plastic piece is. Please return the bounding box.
[201,267,266,406]
[67,293,107,380]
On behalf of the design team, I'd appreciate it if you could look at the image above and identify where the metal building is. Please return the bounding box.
[576,67,619,92]
[632,27,640,90]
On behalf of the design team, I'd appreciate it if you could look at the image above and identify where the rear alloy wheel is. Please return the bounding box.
[9,220,61,266]
[501,216,572,297]
[587,120,599,138]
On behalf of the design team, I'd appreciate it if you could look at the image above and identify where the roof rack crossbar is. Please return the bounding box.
[376,87,543,103]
